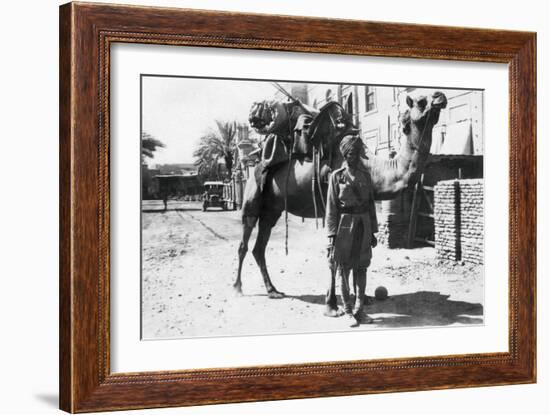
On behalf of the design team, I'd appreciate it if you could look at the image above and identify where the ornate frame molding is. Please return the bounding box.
[60,2,536,412]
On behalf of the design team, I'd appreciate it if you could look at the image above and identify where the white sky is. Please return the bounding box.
[142,76,275,165]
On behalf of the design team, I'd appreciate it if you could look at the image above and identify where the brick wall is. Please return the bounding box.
[434,179,484,264]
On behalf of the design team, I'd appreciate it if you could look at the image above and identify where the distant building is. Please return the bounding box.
[142,164,159,199]
[153,163,198,176]
[152,174,203,200]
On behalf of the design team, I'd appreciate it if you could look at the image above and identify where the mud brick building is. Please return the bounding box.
[434,179,484,264]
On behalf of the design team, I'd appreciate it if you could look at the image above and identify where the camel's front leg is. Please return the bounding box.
[252,216,285,299]
[233,216,257,296]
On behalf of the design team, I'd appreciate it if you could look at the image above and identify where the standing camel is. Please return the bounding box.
[233,92,448,314]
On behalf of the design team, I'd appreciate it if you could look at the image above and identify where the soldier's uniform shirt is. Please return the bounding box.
[325,163,378,268]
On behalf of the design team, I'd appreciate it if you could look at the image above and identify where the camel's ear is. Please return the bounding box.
[406,95,414,108]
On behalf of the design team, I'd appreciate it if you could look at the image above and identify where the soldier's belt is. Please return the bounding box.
[339,204,369,214]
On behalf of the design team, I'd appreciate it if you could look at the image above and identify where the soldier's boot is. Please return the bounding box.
[344,310,359,328]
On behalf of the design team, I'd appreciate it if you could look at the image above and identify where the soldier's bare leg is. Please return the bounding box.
[339,266,359,327]
[352,268,365,315]
[352,271,358,309]
[353,268,373,323]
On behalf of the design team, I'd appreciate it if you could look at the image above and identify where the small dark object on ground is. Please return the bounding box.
[375,286,389,301]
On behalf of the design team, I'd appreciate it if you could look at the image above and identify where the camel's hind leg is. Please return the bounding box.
[233,216,257,296]
[253,214,285,299]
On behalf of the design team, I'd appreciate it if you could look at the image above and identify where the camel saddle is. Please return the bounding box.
[255,101,352,191]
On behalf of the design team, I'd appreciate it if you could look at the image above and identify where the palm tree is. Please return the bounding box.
[141,131,165,161]
[193,121,237,180]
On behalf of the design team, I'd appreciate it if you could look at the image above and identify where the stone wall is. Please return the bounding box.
[434,179,484,264]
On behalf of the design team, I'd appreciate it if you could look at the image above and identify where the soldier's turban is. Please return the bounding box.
[339,134,363,157]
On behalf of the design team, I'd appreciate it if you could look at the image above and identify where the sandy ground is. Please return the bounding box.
[141,200,484,340]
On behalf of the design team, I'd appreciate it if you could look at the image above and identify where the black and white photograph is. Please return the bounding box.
[140,76,485,340]
[3,0,545,413]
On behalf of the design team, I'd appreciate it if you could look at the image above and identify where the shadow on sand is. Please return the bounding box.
[292,290,483,327]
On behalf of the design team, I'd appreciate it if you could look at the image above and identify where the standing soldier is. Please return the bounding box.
[326,134,378,327]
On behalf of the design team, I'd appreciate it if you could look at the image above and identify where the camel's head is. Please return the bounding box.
[400,91,447,151]
[404,91,447,125]
[248,100,289,135]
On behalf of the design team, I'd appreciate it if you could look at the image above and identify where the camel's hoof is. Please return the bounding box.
[233,284,243,297]
[345,313,360,328]
[323,306,344,318]
[267,290,285,299]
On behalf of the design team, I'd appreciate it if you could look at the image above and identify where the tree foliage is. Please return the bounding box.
[141,131,166,160]
[193,121,238,180]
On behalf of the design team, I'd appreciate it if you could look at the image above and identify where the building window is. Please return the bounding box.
[365,86,376,112]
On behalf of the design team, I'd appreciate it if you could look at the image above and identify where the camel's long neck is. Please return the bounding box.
[363,116,435,200]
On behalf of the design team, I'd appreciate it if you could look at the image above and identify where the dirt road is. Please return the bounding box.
[141,200,483,339]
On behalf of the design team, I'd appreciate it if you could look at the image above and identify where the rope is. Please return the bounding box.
[284,136,293,256]
[316,150,326,210]
[312,147,319,229]
[283,101,295,256]
[316,149,326,228]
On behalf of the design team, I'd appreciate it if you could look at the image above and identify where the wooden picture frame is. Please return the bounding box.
[59,2,536,412]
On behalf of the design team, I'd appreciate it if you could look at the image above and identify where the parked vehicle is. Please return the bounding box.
[202,181,229,211]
